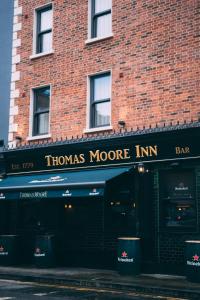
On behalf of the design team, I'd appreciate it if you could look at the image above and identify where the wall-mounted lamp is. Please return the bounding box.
[137,163,145,174]
[137,163,150,174]
[118,120,126,128]
[64,204,72,209]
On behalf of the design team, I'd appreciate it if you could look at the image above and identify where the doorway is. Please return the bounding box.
[60,197,104,267]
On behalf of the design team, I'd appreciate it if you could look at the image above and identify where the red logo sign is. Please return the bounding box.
[193,254,199,262]
[35,248,41,254]
[121,251,128,258]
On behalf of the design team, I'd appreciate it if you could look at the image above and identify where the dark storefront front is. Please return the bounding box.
[0,124,200,273]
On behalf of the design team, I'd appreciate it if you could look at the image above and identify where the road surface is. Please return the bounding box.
[0,279,188,300]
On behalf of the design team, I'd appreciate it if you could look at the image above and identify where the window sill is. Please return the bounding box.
[84,126,113,134]
[85,34,113,45]
[27,134,51,141]
[30,50,54,60]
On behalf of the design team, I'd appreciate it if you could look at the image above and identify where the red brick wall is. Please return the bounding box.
[15,0,199,142]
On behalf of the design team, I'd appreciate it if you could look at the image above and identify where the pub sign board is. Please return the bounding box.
[4,134,200,174]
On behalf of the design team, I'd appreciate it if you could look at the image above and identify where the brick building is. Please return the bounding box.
[7,0,199,143]
[0,0,199,273]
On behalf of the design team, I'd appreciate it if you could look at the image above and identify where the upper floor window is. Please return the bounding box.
[32,86,50,136]
[91,0,112,39]
[35,5,52,54]
[90,72,111,128]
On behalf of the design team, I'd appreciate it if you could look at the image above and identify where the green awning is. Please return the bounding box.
[0,166,132,200]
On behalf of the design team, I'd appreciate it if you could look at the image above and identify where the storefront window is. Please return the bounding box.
[160,170,196,229]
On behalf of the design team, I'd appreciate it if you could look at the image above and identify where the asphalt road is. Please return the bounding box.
[0,279,188,300]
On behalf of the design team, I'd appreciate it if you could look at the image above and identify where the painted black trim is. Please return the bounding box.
[90,72,111,128]
[36,5,52,54]
[32,86,50,136]
[91,0,111,38]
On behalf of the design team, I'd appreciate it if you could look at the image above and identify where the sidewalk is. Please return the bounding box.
[0,266,199,299]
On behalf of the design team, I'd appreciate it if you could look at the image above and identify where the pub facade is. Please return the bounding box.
[2,0,199,273]
[0,122,200,273]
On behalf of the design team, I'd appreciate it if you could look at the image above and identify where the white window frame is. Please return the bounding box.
[30,2,54,59]
[28,84,52,141]
[85,0,113,45]
[84,70,112,133]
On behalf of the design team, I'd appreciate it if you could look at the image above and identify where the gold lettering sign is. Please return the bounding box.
[135,145,158,158]
[45,149,131,167]
[7,140,196,174]
[175,146,190,155]
[89,149,130,163]
[44,146,160,168]
[11,162,34,170]
[45,154,85,167]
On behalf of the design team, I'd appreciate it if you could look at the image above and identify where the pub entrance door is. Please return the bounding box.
[60,197,104,268]
[103,173,137,268]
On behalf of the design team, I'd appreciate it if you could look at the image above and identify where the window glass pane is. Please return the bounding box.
[41,32,52,52]
[161,171,196,228]
[40,8,52,31]
[96,14,111,37]
[94,74,111,101]
[38,112,49,134]
[95,0,111,13]
[94,101,110,127]
[35,87,50,112]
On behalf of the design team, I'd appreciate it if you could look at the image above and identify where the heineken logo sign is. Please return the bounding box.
[118,251,134,263]
[187,254,200,266]
[62,190,72,197]
[89,188,100,196]
[0,193,5,200]
[34,247,46,257]
[0,245,8,256]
